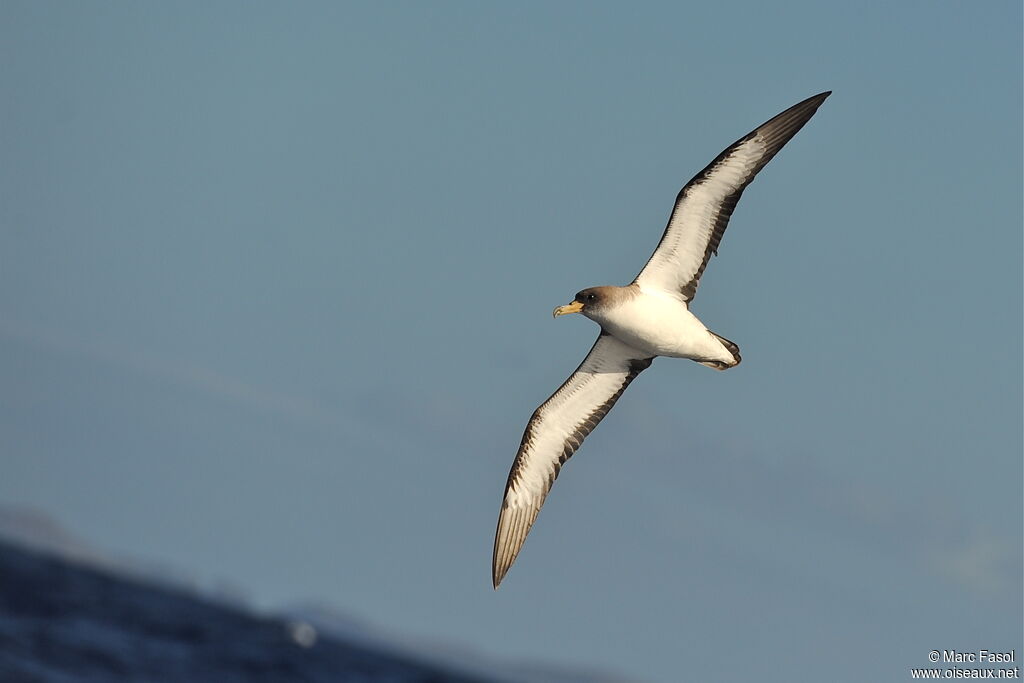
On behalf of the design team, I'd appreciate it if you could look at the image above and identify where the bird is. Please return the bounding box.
[492,91,831,588]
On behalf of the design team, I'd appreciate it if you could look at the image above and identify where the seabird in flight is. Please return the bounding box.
[492,91,831,588]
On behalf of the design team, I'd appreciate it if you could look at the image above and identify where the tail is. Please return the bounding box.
[697,332,742,371]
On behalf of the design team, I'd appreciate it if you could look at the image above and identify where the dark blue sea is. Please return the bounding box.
[0,540,485,683]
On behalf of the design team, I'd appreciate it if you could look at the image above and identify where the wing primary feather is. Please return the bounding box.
[492,334,653,588]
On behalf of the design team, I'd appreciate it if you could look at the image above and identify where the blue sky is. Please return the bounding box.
[1,2,1021,681]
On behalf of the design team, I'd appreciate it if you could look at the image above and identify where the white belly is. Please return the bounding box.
[592,290,732,362]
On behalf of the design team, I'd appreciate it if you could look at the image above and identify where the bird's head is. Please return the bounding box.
[552,287,610,319]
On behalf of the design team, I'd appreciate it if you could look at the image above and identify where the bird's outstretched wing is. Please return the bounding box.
[493,334,653,588]
[634,91,831,301]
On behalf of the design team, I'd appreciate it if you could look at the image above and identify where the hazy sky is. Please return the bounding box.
[1,2,1021,681]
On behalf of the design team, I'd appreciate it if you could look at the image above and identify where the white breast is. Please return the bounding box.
[589,288,731,362]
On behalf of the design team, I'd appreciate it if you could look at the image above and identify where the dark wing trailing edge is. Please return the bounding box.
[634,91,831,301]
[492,334,653,588]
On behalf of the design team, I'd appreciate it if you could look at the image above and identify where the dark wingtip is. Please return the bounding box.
[786,91,831,117]
[793,91,832,115]
[492,553,504,589]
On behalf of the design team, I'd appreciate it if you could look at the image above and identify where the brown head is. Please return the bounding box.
[552,286,629,319]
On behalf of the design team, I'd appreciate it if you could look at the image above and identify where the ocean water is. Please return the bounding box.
[0,540,484,683]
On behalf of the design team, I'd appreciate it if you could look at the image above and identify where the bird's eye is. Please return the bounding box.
[586,294,596,302]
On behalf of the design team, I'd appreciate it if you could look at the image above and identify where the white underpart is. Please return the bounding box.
[586,287,733,362]
[635,136,767,297]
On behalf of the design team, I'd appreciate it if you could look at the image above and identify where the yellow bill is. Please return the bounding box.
[552,300,584,318]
